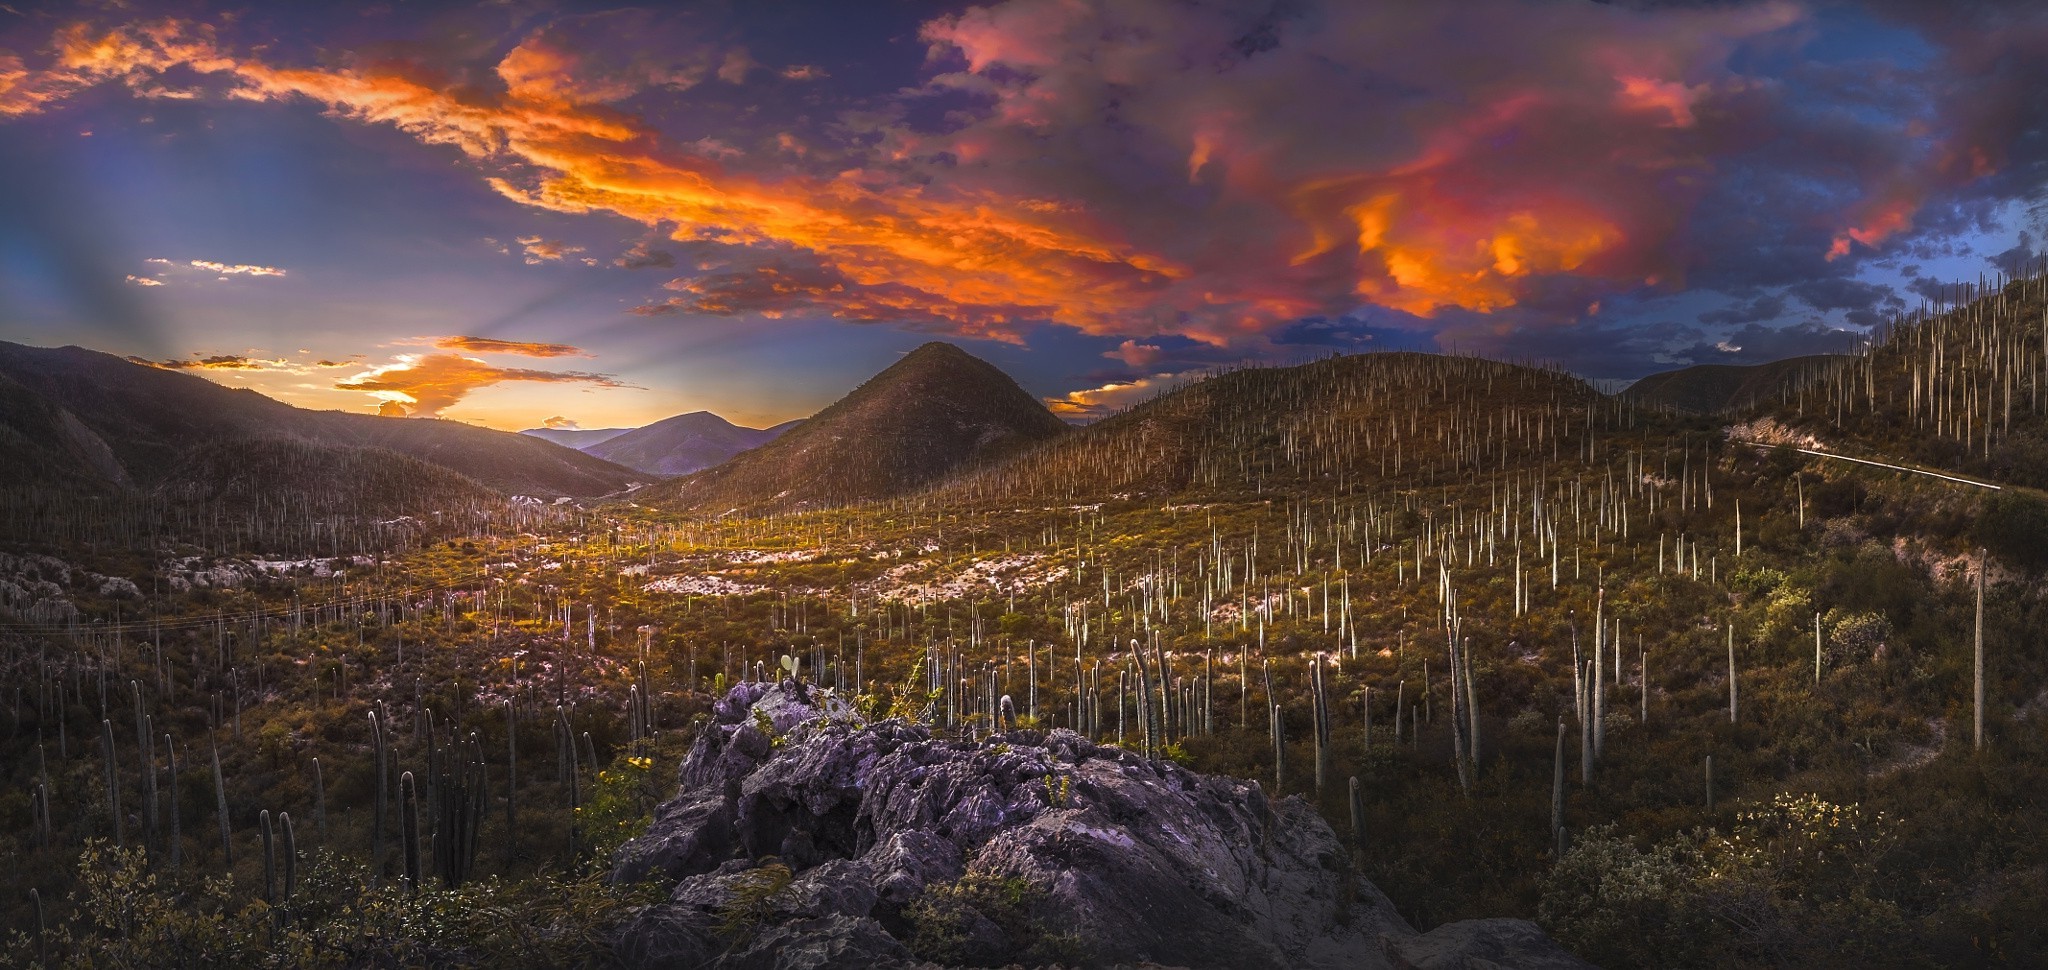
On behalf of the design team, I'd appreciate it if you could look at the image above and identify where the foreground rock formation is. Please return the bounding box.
[612,681,1590,969]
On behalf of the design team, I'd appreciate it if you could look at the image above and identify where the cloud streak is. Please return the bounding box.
[433,335,589,358]
[334,352,628,417]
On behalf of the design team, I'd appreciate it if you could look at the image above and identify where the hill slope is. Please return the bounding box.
[0,341,642,497]
[1621,355,1848,415]
[933,351,1608,504]
[584,411,795,476]
[642,342,1067,512]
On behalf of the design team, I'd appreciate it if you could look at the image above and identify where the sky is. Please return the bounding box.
[1,0,2045,430]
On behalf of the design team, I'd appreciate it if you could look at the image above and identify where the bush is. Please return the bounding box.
[1974,491,2048,571]
[905,871,1084,967]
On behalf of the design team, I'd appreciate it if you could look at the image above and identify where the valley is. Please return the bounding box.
[3,276,2047,967]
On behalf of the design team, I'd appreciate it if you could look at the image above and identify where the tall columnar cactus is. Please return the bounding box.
[1271,702,1285,792]
[1976,549,1986,751]
[312,758,327,846]
[1131,640,1155,758]
[260,809,277,934]
[1463,640,1480,770]
[1727,624,1738,724]
[400,771,421,896]
[99,718,121,849]
[166,735,181,870]
[1552,717,1567,859]
[279,811,297,925]
[30,887,46,968]
[211,738,231,864]
[434,734,488,888]
[1309,654,1330,793]
[504,701,517,847]
[1347,775,1366,858]
[371,710,388,867]
[1592,591,1605,761]
[143,716,158,856]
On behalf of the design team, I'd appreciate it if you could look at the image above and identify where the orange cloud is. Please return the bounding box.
[1044,370,1205,421]
[3,3,1979,348]
[5,20,1186,338]
[433,335,590,358]
[129,353,289,370]
[336,352,628,417]
[1826,194,1917,262]
[516,236,584,263]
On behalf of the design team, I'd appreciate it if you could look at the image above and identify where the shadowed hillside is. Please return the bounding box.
[0,341,642,498]
[1622,355,1848,415]
[934,351,1615,504]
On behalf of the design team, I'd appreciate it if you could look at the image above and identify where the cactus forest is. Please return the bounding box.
[6,1,2048,967]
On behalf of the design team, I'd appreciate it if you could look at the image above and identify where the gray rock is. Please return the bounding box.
[613,681,1590,970]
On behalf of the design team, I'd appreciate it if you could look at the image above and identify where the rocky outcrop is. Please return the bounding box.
[613,681,1591,969]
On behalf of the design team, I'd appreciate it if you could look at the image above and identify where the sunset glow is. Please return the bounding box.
[2,0,2043,428]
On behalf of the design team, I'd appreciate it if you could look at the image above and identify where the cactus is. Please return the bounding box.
[1592,591,1605,760]
[166,735,181,870]
[211,738,231,864]
[1704,754,1715,811]
[504,701,517,849]
[1271,702,1284,791]
[100,718,121,849]
[1552,717,1566,858]
[1976,549,1986,751]
[312,757,327,845]
[143,716,159,856]
[1131,641,1155,757]
[400,771,420,895]
[260,809,276,929]
[1463,640,1481,770]
[280,811,297,926]
[31,887,46,968]
[434,734,488,888]
[371,710,388,868]
[1727,624,1738,724]
[1347,775,1366,856]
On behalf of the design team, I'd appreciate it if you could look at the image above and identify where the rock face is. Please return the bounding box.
[613,682,1591,970]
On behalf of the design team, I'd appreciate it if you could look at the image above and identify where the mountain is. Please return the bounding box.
[0,341,643,498]
[642,342,1067,512]
[1621,354,1849,415]
[521,426,632,449]
[933,351,1604,504]
[583,411,797,476]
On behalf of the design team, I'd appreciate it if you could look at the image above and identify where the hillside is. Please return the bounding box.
[1621,355,1848,415]
[0,341,642,498]
[935,351,1611,504]
[583,411,795,476]
[1763,275,2048,491]
[642,342,1067,512]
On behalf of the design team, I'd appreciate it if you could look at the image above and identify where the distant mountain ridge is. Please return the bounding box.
[584,412,797,476]
[0,341,642,498]
[521,426,632,449]
[642,342,1067,512]
[1622,355,1850,415]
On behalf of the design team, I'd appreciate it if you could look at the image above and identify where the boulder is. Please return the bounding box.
[613,681,1591,970]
